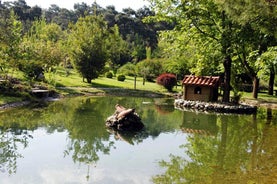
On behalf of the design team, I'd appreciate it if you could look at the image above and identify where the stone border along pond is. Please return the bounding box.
[174,99,257,114]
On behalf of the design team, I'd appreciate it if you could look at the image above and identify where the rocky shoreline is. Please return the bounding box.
[0,101,31,110]
[0,97,61,110]
[174,99,257,114]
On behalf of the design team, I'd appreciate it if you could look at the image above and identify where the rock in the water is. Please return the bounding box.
[106,104,144,131]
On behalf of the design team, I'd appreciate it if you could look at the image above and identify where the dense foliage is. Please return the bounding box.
[0,0,276,101]
[156,73,177,92]
[0,0,167,80]
[68,15,108,83]
[148,0,277,100]
[117,74,126,82]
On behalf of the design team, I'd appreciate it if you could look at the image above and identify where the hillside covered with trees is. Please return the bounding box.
[0,0,276,103]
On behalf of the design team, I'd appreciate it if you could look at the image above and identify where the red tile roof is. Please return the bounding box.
[182,75,220,87]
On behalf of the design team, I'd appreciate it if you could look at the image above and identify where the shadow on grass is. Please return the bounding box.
[90,82,120,88]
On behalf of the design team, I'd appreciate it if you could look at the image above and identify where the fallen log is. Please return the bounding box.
[106,104,144,131]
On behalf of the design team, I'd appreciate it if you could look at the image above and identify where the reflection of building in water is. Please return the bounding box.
[180,111,218,136]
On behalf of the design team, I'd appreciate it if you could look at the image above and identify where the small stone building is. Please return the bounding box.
[182,75,220,102]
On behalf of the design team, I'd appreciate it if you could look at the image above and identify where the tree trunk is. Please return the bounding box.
[222,56,231,102]
[87,77,92,84]
[268,69,275,95]
[221,11,232,103]
[252,76,259,99]
[266,108,272,124]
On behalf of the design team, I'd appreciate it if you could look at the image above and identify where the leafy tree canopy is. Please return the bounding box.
[68,15,108,83]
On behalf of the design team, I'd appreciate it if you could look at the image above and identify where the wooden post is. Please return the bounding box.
[134,75,137,90]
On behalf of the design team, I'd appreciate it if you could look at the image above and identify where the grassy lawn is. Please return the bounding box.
[93,76,167,91]
[1,67,276,106]
[1,67,179,106]
[50,67,179,94]
[241,91,277,103]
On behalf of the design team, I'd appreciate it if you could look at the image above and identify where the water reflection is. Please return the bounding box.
[152,110,277,184]
[0,126,32,174]
[0,97,276,183]
[0,96,181,181]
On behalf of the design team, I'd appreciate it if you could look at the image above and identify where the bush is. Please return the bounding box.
[117,75,126,82]
[105,71,113,78]
[136,59,164,81]
[117,62,136,76]
[156,73,177,92]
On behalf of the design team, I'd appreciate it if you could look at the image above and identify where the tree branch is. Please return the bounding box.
[192,21,219,41]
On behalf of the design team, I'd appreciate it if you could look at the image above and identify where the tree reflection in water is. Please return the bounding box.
[0,126,32,175]
[152,109,277,184]
[0,96,179,181]
[1,97,275,183]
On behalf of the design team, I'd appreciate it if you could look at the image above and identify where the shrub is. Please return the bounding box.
[117,75,126,82]
[136,59,164,81]
[156,73,177,92]
[118,62,136,76]
[105,71,113,78]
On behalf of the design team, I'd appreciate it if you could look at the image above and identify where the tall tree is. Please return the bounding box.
[115,7,161,62]
[0,10,22,74]
[215,0,277,98]
[4,0,42,32]
[73,2,91,17]
[103,5,118,27]
[45,5,77,30]
[19,19,63,80]
[148,0,234,102]
[256,46,277,95]
[106,25,130,75]
[68,15,108,83]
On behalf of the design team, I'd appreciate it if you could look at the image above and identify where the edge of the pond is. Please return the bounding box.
[0,88,170,110]
[1,87,277,111]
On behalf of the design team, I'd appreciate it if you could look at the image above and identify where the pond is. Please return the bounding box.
[0,96,276,184]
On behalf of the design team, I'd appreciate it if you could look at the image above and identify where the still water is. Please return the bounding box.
[0,96,276,184]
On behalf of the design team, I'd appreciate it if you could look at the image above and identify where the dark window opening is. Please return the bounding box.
[194,87,202,94]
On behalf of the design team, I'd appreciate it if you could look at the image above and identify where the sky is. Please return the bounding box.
[2,0,150,11]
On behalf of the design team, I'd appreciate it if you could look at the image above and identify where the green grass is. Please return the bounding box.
[1,67,177,105]
[39,67,185,98]
[50,67,178,94]
[1,67,276,106]
[241,91,277,103]
[47,68,165,91]
[93,76,164,91]
[47,69,91,87]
